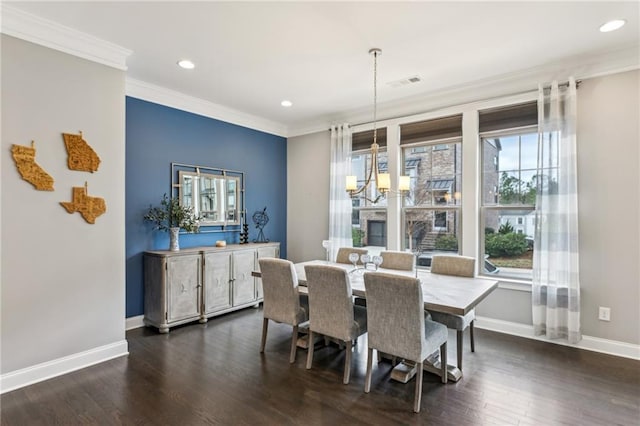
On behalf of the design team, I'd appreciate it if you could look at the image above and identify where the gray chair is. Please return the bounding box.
[335,247,368,265]
[304,264,368,384]
[380,250,415,271]
[428,255,476,371]
[363,272,448,413]
[258,258,309,363]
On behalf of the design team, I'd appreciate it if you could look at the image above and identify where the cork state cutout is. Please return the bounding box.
[62,131,101,172]
[60,182,106,224]
[11,141,55,191]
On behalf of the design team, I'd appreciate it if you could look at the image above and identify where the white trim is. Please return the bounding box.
[0,340,129,394]
[475,316,640,361]
[0,4,131,70]
[126,315,145,331]
[126,78,288,137]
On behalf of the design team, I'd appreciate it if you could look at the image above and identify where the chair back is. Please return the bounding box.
[259,258,304,325]
[304,265,357,341]
[380,250,414,271]
[363,272,426,361]
[335,247,368,264]
[430,255,475,277]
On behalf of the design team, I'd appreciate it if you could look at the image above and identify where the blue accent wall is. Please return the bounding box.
[126,97,287,317]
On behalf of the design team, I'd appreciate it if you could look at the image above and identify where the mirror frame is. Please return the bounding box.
[172,163,245,228]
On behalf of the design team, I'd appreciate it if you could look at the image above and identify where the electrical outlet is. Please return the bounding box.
[598,307,611,321]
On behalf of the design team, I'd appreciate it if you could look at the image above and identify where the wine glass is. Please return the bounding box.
[360,254,371,269]
[348,252,360,272]
[322,240,331,263]
[372,255,383,271]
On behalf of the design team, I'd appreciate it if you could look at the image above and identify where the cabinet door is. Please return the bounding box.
[203,252,232,314]
[232,250,257,306]
[256,245,279,299]
[167,255,201,322]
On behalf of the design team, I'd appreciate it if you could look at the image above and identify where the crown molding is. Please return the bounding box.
[126,78,288,137]
[0,3,131,70]
[288,44,640,138]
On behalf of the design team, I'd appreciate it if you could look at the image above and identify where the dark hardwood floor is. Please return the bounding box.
[2,307,639,425]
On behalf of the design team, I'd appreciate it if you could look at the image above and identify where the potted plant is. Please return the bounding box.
[144,194,200,251]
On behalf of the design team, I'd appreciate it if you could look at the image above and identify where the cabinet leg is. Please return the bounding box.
[159,326,170,334]
[199,317,208,324]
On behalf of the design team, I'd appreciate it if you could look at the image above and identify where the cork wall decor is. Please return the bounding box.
[63,131,101,173]
[60,182,107,224]
[11,141,55,191]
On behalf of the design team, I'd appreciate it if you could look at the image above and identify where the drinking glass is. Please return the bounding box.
[372,255,383,271]
[348,252,360,272]
[322,240,331,263]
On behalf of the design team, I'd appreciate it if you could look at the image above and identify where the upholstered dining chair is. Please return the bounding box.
[258,258,309,363]
[363,272,448,413]
[379,250,415,271]
[335,247,368,264]
[304,264,368,384]
[428,254,476,371]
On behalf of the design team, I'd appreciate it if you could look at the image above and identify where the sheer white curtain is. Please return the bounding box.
[328,124,353,261]
[532,78,581,344]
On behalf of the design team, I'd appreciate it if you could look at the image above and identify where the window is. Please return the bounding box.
[399,115,463,269]
[481,130,537,280]
[350,128,388,249]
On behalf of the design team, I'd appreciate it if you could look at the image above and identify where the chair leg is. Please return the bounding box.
[260,318,269,353]
[364,347,374,393]
[457,330,463,371]
[414,361,424,413]
[306,330,315,369]
[440,342,447,384]
[470,320,475,352]
[289,325,299,363]
[343,340,352,384]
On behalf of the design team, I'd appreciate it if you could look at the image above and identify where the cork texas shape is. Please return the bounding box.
[60,182,106,224]
[62,131,101,172]
[11,141,55,191]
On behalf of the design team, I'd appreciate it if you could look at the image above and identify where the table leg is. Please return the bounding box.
[388,351,463,383]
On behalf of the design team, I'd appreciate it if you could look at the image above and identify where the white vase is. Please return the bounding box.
[169,227,180,251]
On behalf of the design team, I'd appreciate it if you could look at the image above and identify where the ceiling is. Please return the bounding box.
[4,1,639,136]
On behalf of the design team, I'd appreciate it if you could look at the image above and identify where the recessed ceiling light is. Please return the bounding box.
[281,100,293,107]
[600,19,626,33]
[177,59,195,69]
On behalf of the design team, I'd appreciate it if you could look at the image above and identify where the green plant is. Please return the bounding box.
[434,234,459,251]
[485,232,527,257]
[144,194,201,233]
[498,221,514,234]
[352,228,365,247]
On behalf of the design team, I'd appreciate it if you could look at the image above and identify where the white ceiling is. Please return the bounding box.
[4,1,640,136]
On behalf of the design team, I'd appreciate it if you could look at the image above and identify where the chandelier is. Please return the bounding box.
[346,48,410,203]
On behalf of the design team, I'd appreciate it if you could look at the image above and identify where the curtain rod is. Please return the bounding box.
[329,79,582,130]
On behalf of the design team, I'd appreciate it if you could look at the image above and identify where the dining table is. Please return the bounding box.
[254,259,499,382]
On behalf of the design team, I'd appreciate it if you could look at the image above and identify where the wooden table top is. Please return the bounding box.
[292,260,498,316]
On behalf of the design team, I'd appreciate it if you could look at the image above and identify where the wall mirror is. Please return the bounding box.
[173,163,244,227]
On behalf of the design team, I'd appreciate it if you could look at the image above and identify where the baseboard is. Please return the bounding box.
[126,315,145,330]
[475,316,640,360]
[0,340,129,394]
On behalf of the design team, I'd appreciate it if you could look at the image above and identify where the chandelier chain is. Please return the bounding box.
[372,50,378,146]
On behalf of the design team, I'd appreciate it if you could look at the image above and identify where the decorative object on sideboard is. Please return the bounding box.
[11,141,55,191]
[239,210,250,244]
[62,131,101,173]
[144,194,201,251]
[252,206,270,243]
[60,182,106,224]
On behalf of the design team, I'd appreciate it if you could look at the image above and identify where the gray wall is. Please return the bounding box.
[287,70,640,346]
[287,130,330,263]
[1,35,127,373]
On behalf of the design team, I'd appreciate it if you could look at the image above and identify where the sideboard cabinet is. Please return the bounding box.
[144,242,280,333]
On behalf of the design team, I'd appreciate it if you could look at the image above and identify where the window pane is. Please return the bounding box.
[403,141,462,207]
[520,133,538,170]
[352,209,387,252]
[483,209,534,280]
[405,209,461,267]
